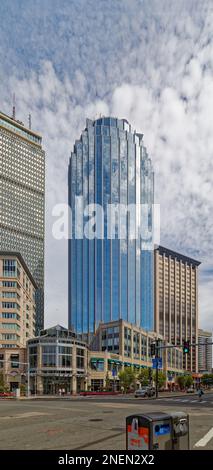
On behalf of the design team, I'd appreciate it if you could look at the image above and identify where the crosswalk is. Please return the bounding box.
[157,397,213,405]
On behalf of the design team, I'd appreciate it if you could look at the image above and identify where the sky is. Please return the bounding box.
[0,0,212,332]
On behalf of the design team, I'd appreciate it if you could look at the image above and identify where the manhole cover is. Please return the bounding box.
[89,418,103,422]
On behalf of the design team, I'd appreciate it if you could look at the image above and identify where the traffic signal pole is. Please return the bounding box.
[155,339,159,399]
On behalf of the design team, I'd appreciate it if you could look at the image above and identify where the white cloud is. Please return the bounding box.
[0,0,213,331]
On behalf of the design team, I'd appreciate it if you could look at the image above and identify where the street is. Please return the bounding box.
[0,394,212,450]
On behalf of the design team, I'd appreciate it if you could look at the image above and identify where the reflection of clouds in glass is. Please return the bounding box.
[69,118,154,331]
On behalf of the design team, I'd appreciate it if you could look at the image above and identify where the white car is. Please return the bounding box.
[186,387,194,393]
[135,387,155,398]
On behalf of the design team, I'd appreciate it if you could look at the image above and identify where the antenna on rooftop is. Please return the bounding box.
[28,113,32,130]
[12,93,16,120]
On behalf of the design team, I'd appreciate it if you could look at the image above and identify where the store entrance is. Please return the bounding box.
[43,376,71,395]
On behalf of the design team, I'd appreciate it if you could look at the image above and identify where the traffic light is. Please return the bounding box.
[183,340,190,354]
[151,343,156,356]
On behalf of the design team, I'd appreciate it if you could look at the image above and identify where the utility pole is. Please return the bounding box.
[155,339,159,399]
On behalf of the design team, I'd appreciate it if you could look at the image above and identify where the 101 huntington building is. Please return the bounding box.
[68,117,154,336]
[0,110,45,332]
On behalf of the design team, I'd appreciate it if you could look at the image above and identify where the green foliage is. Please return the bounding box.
[118,368,137,392]
[20,383,26,395]
[175,374,193,390]
[176,375,185,390]
[185,375,193,388]
[153,371,166,389]
[138,369,150,387]
[201,373,213,386]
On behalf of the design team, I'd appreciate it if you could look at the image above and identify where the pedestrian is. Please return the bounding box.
[198,389,204,402]
[62,388,65,397]
[59,388,62,396]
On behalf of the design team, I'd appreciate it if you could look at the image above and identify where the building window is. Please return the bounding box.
[3,259,17,277]
[91,379,104,392]
[42,345,56,367]
[76,348,85,369]
[29,346,37,368]
[2,302,20,310]
[90,359,104,371]
[58,346,72,368]
[10,354,19,368]
[0,354,4,368]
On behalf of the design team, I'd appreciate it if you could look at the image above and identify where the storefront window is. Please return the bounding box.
[42,345,56,367]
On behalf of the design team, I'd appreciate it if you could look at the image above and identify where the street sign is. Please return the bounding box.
[152,358,162,369]
[112,368,117,377]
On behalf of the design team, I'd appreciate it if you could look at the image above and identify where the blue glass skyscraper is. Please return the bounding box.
[68,117,154,335]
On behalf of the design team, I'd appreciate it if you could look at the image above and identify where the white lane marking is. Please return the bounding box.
[194,427,213,447]
[181,399,189,402]
[0,412,48,420]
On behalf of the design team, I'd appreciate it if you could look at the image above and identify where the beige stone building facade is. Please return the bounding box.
[0,252,37,349]
[88,319,183,390]
[0,347,27,392]
[27,322,183,395]
[198,329,212,374]
[154,246,200,373]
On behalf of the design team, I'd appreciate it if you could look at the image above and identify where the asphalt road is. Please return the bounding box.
[0,396,213,450]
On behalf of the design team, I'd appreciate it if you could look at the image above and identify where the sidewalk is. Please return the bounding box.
[15,389,213,400]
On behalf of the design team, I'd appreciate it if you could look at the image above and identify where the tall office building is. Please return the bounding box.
[68,117,154,335]
[0,111,45,332]
[198,329,212,374]
[154,246,200,372]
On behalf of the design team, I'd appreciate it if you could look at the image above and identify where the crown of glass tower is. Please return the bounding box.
[68,117,154,334]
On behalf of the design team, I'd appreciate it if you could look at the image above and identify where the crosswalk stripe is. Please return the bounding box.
[194,427,213,447]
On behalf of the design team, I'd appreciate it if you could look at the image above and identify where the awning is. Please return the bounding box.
[108,359,122,365]
[90,358,104,363]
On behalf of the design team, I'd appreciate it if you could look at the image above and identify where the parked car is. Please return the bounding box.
[0,391,14,398]
[135,387,155,398]
[186,387,195,393]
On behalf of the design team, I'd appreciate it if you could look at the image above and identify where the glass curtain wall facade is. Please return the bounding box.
[68,117,154,335]
[0,111,45,332]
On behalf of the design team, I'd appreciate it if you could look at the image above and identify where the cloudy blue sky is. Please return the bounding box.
[0,0,212,331]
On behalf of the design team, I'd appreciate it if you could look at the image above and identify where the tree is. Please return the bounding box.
[20,383,26,396]
[138,369,150,387]
[185,375,193,388]
[153,371,166,389]
[0,372,5,393]
[176,374,193,390]
[176,375,186,390]
[118,368,137,393]
[201,374,213,386]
